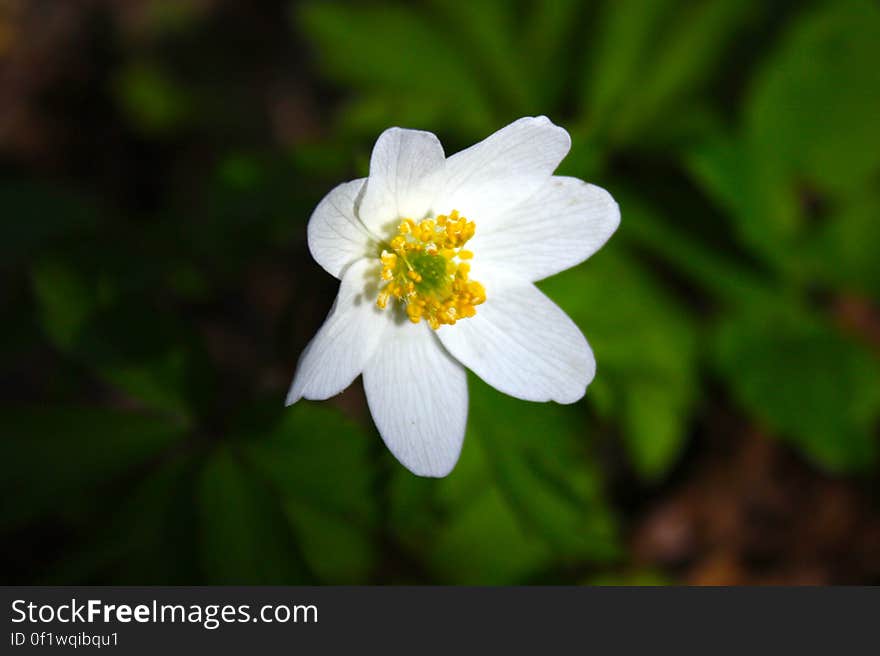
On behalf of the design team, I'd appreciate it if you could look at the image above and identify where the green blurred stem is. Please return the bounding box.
[621,209,778,308]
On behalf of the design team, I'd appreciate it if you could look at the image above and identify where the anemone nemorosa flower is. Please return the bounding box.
[287,116,620,477]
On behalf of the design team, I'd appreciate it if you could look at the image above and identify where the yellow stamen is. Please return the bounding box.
[374,210,486,329]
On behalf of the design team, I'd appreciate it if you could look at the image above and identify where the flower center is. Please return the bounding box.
[376,210,486,329]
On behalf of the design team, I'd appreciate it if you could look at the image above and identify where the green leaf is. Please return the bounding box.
[244,403,379,583]
[803,188,880,297]
[714,303,880,472]
[540,250,699,480]
[468,379,619,559]
[619,187,776,307]
[114,61,193,135]
[583,0,755,144]
[685,128,751,223]
[428,0,533,113]
[42,453,201,584]
[746,1,880,198]
[428,482,551,584]
[617,0,755,142]
[522,0,584,108]
[0,406,184,529]
[31,259,207,421]
[583,0,676,131]
[708,1,880,275]
[0,182,100,269]
[31,259,106,351]
[683,129,799,271]
[197,446,310,584]
[205,151,318,262]
[298,2,493,136]
[390,378,619,584]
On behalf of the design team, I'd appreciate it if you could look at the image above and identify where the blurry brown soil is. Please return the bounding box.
[833,294,880,355]
[632,422,880,585]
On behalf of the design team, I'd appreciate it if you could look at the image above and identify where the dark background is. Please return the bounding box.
[2,0,879,585]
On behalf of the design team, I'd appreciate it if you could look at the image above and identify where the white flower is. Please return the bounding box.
[287,116,620,477]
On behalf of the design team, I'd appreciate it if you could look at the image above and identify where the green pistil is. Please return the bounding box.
[409,252,449,294]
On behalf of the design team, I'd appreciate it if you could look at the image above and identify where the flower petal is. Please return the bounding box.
[470,176,620,282]
[307,178,374,279]
[436,274,594,404]
[435,116,571,228]
[286,257,387,405]
[362,322,467,477]
[359,127,446,234]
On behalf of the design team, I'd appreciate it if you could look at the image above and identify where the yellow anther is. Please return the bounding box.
[375,209,485,329]
[468,281,486,303]
[406,302,422,322]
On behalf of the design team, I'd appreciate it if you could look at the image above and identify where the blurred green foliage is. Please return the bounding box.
[2,0,879,584]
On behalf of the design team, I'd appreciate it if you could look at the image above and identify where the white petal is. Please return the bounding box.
[307,178,374,279]
[470,176,620,282]
[286,258,387,405]
[434,116,571,228]
[362,322,467,477]
[436,274,594,404]
[359,127,446,234]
